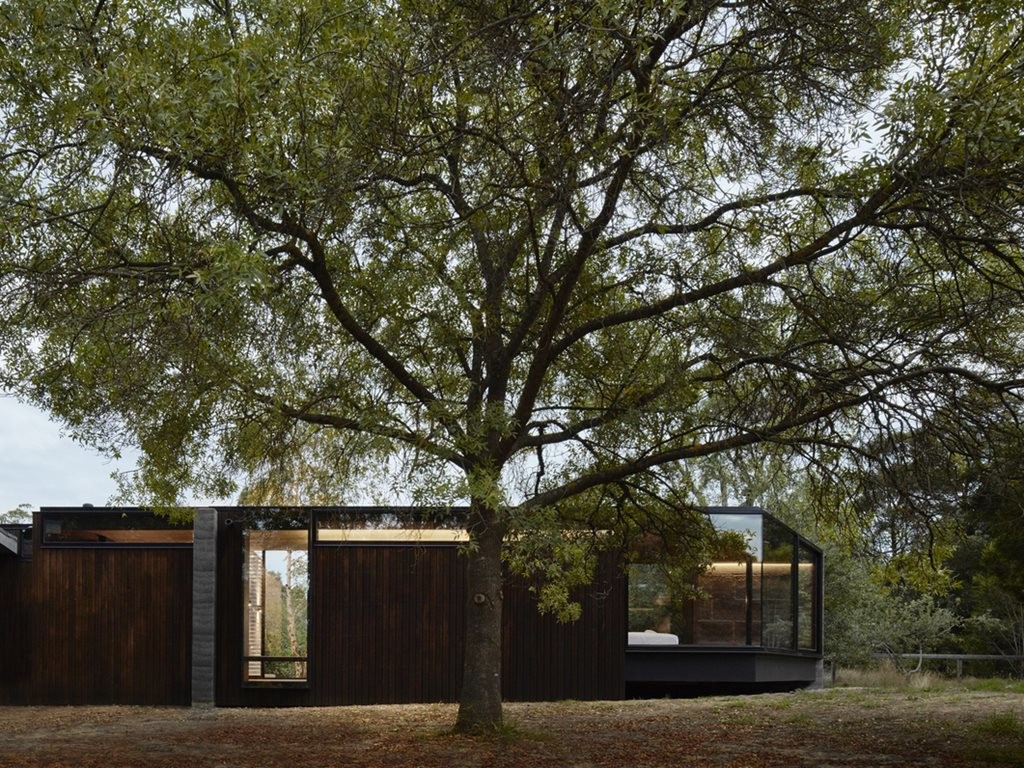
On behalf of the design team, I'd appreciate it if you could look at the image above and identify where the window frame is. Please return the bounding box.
[239,509,313,688]
[38,507,194,548]
[625,508,823,656]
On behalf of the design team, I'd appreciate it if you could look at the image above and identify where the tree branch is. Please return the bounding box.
[518,365,1024,512]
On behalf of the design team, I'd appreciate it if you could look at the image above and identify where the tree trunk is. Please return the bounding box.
[455,507,505,732]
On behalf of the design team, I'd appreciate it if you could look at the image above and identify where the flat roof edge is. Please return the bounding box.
[0,528,19,556]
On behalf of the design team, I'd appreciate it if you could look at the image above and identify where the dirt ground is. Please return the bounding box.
[2,688,1023,767]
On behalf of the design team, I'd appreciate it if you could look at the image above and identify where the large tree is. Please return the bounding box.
[2,0,1023,729]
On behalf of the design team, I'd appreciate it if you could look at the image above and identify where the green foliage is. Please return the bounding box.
[2,0,1021,512]
[502,507,600,622]
[819,549,891,665]
[878,595,962,661]
[968,710,1024,765]
[966,679,1024,695]
[2,0,1024,729]
[0,503,32,524]
[976,710,1024,740]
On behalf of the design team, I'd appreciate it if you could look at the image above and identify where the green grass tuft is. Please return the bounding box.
[832,665,1024,695]
[966,677,1024,694]
[975,710,1024,740]
[965,710,1024,764]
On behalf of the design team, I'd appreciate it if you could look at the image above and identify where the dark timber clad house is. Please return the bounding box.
[0,506,823,706]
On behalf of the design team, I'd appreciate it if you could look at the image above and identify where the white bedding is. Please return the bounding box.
[628,630,679,646]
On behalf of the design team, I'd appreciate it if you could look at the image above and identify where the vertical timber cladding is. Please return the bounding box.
[502,551,626,702]
[312,543,625,704]
[217,507,626,705]
[0,520,192,705]
[0,549,35,703]
[311,544,467,705]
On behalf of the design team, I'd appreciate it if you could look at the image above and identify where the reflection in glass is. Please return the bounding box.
[798,543,818,651]
[41,510,193,544]
[627,563,685,643]
[692,558,759,646]
[243,526,309,682]
[761,517,794,650]
[626,511,819,653]
[627,514,763,646]
[706,513,762,560]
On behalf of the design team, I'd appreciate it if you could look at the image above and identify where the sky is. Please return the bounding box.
[0,395,137,513]
[0,394,413,515]
[0,395,243,514]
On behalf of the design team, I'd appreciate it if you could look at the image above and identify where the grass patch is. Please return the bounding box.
[966,711,1024,764]
[907,671,943,690]
[975,711,1024,740]
[970,745,1024,764]
[721,697,751,709]
[782,713,815,726]
[5,692,1024,768]
[964,677,1024,695]
[833,664,1024,694]
[821,688,879,706]
[833,664,952,691]
[832,663,909,689]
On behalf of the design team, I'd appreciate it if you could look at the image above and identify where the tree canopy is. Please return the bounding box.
[2,0,1023,729]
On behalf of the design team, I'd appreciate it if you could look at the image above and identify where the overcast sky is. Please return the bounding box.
[0,395,137,513]
[1,393,419,514]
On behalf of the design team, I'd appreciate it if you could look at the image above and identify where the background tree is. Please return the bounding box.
[942,430,1024,674]
[0,504,32,524]
[2,0,1024,729]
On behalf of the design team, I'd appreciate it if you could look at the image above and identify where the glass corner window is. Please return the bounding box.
[626,510,822,655]
[761,516,795,650]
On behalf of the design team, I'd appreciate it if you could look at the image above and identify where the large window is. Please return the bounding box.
[627,513,762,646]
[628,563,683,641]
[242,511,310,684]
[626,510,820,654]
[692,513,762,646]
[691,559,759,646]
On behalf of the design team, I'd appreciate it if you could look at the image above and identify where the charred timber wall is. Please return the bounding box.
[215,514,625,707]
[0,527,192,705]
